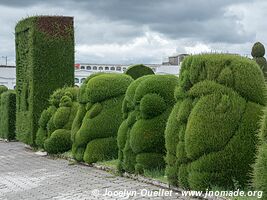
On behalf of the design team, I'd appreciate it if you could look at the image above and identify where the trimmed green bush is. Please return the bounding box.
[253,106,267,199]
[35,87,78,152]
[125,64,155,80]
[251,42,267,78]
[15,16,74,146]
[252,42,265,57]
[0,85,8,139]
[83,137,118,163]
[165,54,266,190]
[44,129,72,154]
[0,85,8,94]
[72,73,133,163]
[0,90,16,140]
[117,75,178,174]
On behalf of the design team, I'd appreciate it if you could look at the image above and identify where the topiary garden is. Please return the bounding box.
[71,73,133,163]
[0,14,265,197]
[117,75,178,174]
[165,54,266,190]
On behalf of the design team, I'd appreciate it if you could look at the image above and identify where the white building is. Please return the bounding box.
[0,65,16,89]
[74,63,180,86]
[0,62,181,89]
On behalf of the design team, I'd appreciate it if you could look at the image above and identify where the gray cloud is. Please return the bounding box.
[0,0,266,64]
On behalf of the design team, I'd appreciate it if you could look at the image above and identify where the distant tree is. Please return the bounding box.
[251,42,267,77]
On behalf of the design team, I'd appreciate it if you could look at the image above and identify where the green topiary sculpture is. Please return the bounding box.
[0,85,8,95]
[35,87,78,153]
[0,90,16,140]
[125,64,155,80]
[251,42,267,78]
[117,75,178,174]
[15,16,74,146]
[253,106,267,199]
[72,73,133,163]
[165,54,266,190]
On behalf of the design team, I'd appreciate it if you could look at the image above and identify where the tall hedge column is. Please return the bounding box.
[15,16,74,145]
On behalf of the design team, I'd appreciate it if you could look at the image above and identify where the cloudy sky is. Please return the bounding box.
[0,0,266,65]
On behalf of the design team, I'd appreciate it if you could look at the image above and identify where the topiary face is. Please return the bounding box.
[72,73,133,163]
[165,54,266,190]
[117,75,178,174]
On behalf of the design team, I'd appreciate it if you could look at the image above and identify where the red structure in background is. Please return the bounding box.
[75,64,80,69]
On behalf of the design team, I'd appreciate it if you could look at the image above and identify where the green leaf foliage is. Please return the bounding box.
[253,107,267,200]
[83,137,118,164]
[0,90,16,140]
[254,57,267,78]
[125,64,155,80]
[117,75,178,174]
[15,16,74,146]
[251,42,267,78]
[44,129,72,154]
[165,54,266,190]
[251,42,265,57]
[0,85,8,94]
[72,73,133,163]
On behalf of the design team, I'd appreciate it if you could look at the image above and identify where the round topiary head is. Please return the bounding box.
[125,64,155,80]
[251,42,265,57]
[85,73,133,103]
[49,87,78,107]
[0,85,8,95]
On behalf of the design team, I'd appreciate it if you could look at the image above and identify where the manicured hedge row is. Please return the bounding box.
[253,106,267,199]
[0,90,16,140]
[0,85,9,139]
[15,16,74,146]
[125,64,155,80]
[165,54,266,190]
[36,87,78,154]
[117,75,178,174]
[72,73,133,163]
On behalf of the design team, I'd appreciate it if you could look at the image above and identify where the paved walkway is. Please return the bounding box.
[0,141,195,200]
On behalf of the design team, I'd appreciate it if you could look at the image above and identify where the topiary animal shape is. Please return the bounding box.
[118,75,178,174]
[71,73,133,163]
[165,54,266,190]
[117,75,151,173]
[36,87,78,150]
[44,91,79,154]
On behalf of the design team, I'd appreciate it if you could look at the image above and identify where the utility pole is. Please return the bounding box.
[1,56,7,66]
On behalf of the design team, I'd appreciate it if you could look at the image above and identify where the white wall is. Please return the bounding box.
[0,67,16,89]
[0,64,181,88]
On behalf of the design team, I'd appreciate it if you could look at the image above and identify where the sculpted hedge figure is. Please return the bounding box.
[72,73,133,163]
[36,87,78,154]
[117,75,178,174]
[165,54,266,190]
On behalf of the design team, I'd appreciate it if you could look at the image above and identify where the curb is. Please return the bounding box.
[29,146,228,200]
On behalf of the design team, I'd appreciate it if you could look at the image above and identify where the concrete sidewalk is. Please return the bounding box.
[0,141,193,200]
